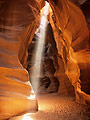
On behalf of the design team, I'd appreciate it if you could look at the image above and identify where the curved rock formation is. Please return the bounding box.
[0,0,45,119]
[27,23,59,93]
[0,0,90,119]
[48,0,90,104]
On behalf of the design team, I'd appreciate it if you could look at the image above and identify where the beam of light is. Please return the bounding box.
[27,94,35,100]
[27,84,36,100]
[30,2,49,93]
[27,89,36,100]
[22,113,34,120]
[22,114,33,120]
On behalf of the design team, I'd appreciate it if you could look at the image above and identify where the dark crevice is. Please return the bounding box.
[27,23,59,93]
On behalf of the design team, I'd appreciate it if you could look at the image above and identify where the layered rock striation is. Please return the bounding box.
[0,0,44,119]
[48,0,90,104]
[0,0,90,119]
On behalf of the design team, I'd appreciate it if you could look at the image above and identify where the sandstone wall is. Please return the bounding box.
[48,0,90,104]
[49,10,75,96]
[0,1,90,119]
[0,0,44,119]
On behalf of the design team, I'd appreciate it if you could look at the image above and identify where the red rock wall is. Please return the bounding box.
[48,0,90,104]
[0,0,44,119]
[49,11,75,96]
[0,1,90,119]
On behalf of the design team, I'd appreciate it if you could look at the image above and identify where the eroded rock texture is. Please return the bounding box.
[48,0,90,104]
[0,0,90,119]
[27,23,59,93]
[0,0,44,119]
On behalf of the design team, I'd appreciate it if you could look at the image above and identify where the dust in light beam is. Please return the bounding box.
[30,1,49,93]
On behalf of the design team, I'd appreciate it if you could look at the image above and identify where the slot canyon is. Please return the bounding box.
[0,0,90,120]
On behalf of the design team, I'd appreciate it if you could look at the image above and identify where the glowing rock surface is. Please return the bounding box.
[0,0,44,119]
[49,0,90,104]
[0,0,90,119]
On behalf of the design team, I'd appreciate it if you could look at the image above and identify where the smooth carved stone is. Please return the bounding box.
[0,1,90,120]
[49,0,90,104]
[0,0,44,119]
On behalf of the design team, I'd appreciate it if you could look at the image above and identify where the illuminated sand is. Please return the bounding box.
[10,94,90,120]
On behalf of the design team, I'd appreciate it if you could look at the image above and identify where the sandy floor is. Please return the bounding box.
[10,93,90,120]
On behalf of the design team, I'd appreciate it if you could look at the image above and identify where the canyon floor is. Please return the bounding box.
[9,93,90,120]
